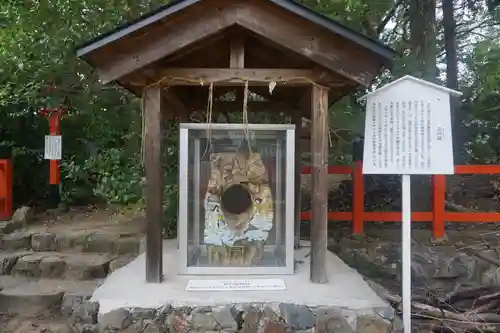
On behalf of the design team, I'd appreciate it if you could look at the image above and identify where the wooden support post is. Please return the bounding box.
[230,35,245,106]
[292,112,302,249]
[144,86,164,283]
[432,175,446,239]
[310,85,329,283]
[352,160,364,234]
[230,35,245,68]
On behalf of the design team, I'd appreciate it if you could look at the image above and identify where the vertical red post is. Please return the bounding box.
[353,160,364,234]
[48,113,61,186]
[432,175,446,238]
[0,160,13,221]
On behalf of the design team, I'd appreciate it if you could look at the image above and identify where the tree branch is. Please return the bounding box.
[377,0,405,36]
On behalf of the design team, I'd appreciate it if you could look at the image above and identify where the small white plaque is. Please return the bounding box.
[185,279,286,292]
[44,135,62,160]
[362,76,455,175]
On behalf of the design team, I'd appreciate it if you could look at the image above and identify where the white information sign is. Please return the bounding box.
[44,135,62,160]
[359,75,461,333]
[362,76,455,175]
[185,279,286,292]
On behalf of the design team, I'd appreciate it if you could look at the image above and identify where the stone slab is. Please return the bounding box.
[9,251,113,280]
[2,229,141,255]
[67,302,397,333]
[2,231,33,250]
[0,278,103,314]
[0,251,29,274]
[0,220,23,235]
[91,240,388,315]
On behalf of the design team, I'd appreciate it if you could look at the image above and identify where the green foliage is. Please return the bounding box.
[0,0,499,233]
[462,40,500,162]
[61,149,144,205]
[0,0,177,230]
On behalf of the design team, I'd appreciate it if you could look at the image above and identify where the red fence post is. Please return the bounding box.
[432,175,446,238]
[0,160,13,221]
[353,160,364,234]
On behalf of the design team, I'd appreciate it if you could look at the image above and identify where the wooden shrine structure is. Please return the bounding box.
[76,0,396,283]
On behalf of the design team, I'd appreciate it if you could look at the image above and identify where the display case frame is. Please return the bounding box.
[178,123,295,275]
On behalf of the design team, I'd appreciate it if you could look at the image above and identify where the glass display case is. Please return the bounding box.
[178,123,295,275]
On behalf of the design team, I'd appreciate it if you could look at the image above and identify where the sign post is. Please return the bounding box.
[358,75,461,332]
[39,84,69,208]
[41,108,64,207]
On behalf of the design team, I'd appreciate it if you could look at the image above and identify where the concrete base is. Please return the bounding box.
[91,240,387,315]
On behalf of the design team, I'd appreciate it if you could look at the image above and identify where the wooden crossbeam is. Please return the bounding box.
[186,100,297,113]
[153,68,345,88]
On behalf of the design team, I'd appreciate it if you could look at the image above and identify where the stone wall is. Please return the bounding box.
[66,299,402,333]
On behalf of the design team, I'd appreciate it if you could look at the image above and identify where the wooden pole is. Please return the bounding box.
[310,85,329,283]
[144,86,164,283]
[352,160,364,234]
[432,175,446,239]
[292,112,302,249]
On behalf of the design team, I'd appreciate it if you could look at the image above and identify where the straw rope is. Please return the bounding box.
[144,74,330,91]
[200,82,214,161]
[139,74,333,165]
[242,80,252,154]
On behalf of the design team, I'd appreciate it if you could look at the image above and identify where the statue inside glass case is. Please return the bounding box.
[203,151,274,266]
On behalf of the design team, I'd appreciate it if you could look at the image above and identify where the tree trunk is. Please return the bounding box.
[409,0,437,211]
[443,0,466,163]
[409,0,437,81]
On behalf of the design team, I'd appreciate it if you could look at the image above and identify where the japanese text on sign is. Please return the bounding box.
[44,135,62,160]
[363,95,453,175]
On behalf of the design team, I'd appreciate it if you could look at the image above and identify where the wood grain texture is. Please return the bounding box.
[98,3,240,83]
[144,86,164,283]
[87,0,384,87]
[293,111,302,249]
[234,0,380,86]
[230,34,245,69]
[310,85,329,283]
[155,68,343,87]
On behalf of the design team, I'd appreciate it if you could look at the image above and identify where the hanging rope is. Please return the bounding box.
[139,75,332,166]
[144,74,330,90]
[201,82,214,161]
[242,80,252,154]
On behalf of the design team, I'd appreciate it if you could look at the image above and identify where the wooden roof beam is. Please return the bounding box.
[229,34,245,69]
[230,34,245,105]
[91,0,385,87]
[234,1,380,87]
[97,4,240,84]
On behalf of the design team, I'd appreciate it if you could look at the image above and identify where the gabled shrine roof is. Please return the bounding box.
[76,0,395,61]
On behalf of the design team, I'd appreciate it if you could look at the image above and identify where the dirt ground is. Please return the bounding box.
[0,310,74,333]
[29,204,146,232]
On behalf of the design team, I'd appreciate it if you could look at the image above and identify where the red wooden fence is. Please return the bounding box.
[0,160,13,221]
[300,161,500,239]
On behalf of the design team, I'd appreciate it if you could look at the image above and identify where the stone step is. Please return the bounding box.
[1,251,135,280]
[0,276,102,314]
[0,220,23,235]
[1,230,142,254]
